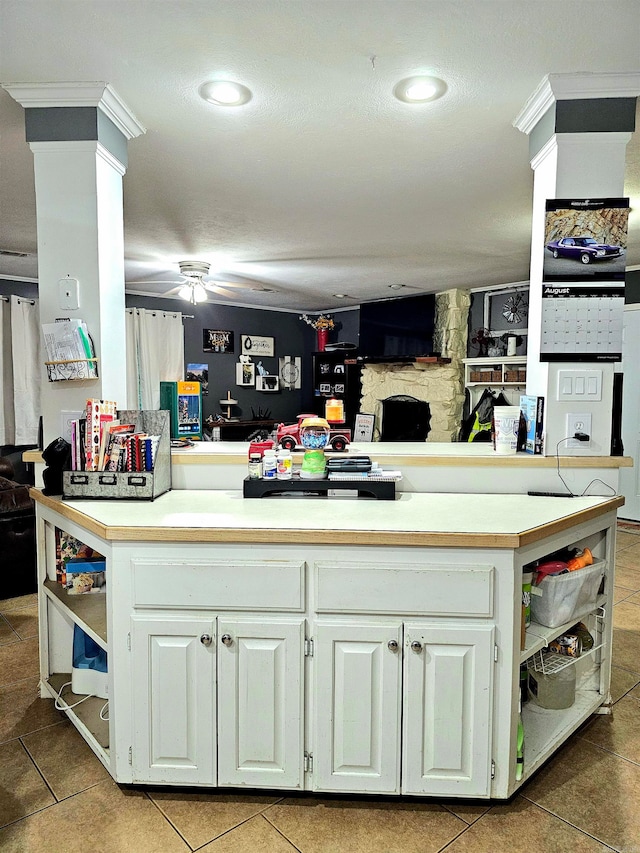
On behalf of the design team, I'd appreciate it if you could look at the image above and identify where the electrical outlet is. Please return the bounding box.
[566,413,592,447]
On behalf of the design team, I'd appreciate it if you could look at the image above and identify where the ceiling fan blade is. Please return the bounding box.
[204,279,278,293]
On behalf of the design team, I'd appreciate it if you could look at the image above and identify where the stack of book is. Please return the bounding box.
[69,399,160,473]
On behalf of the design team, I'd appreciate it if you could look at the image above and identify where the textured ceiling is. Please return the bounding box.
[0,0,639,311]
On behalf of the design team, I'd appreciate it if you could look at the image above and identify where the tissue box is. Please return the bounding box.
[530,561,604,628]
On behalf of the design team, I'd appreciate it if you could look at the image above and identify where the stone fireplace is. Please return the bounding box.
[359,289,470,442]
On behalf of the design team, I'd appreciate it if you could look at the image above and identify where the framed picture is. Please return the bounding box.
[334,383,345,395]
[543,197,629,283]
[354,413,375,442]
[186,363,209,395]
[256,374,279,392]
[203,329,234,353]
[235,362,255,386]
[319,382,331,394]
[241,334,274,357]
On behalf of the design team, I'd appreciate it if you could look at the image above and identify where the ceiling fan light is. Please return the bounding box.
[199,80,252,107]
[394,75,446,104]
[192,283,208,302]
[178,284,193,302]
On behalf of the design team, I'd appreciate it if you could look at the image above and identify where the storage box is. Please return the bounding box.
[63,410,171,501]
[530,561,604,628]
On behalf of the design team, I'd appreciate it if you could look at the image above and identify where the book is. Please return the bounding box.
[520,395,544,455]
[85,399,117,471]
[101,422,135,470]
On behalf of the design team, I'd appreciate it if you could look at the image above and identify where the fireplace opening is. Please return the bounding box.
[380,395,431,441]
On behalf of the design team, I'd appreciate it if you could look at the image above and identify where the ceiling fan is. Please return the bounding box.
[128,260,279,304]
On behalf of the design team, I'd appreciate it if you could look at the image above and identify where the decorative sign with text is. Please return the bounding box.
[241,334,274,357]
[203,329,234,353]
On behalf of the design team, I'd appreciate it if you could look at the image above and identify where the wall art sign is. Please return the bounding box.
[203,329,234,353]
[241,334,274,357]
[354,413,375,442]
[543,198,629,282]
[279,356,301,390]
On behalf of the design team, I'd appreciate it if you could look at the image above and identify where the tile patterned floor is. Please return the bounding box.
[1,525,639,852]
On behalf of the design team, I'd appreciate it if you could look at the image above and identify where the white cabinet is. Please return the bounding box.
[217,618,305,789]
[313,621,494,797]
[33,493,620,800]
[314,622,402,793]
[130,616,216,785]
[130,616,305,789]
[402,623,494,796]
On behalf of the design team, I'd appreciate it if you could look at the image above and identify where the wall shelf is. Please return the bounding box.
[45,358,98,382]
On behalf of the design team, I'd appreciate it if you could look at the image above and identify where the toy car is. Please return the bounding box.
[276,414,351,452]
[545,236,624,264]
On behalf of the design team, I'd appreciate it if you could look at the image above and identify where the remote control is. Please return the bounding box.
[527,490,574,498]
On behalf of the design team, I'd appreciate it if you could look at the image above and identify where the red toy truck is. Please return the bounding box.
[276,414,351,452]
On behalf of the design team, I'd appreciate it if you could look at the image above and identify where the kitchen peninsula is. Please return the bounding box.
[33,487,622,800]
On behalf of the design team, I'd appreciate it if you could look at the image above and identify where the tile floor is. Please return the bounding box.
[1,526,640,852]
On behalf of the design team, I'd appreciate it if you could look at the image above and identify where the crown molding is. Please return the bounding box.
[513,72,640,135]
[2,81,146,139]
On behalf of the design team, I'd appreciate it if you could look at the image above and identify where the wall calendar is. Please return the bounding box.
[540,285,624,362]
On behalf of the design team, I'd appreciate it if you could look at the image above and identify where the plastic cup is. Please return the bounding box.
[493,406,521,455]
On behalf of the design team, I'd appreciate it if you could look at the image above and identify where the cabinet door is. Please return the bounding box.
[217,618,305,789]
[314,621,402,794]
[130,616,216,785]
[402,623,494,797]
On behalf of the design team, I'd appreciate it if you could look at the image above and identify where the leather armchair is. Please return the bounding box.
[0,457,37,598]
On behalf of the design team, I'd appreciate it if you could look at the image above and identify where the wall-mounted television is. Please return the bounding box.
[358,293,437,360]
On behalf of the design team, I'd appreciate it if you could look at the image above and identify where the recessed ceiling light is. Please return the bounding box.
[333,293,346,298]
[388,283,406,290]
[393,75,446,104]
[199,80,252,107]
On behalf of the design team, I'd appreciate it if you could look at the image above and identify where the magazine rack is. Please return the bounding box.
[63,410,171,501]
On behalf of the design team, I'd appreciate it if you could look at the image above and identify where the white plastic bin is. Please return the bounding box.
[530,560,604,628]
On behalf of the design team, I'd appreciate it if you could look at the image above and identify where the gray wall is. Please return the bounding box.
[125,294,360,425]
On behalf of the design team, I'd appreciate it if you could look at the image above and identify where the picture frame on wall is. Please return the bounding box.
[354,413,375,442]
[203,329,234,353]
[235,362,255,386]
[241,334,275,357]
[186,363,209,395]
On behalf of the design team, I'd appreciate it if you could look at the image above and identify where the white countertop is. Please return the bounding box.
[33,489,623,548]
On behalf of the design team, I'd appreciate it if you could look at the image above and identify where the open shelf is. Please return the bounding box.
[43,579,107,647]
[520,594,606,663]
[44,673,109,758]
[520,664,604,783]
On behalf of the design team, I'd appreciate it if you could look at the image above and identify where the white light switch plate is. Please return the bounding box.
[557,369,602,402]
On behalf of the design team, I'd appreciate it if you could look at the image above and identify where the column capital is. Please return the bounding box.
[513,72,640,135]
[2,81,146,139]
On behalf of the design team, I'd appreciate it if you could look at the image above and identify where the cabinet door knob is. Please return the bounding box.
[221,633,233,647]
[200,634,213,647]
[387,639,399,652]
[410,640,423,653]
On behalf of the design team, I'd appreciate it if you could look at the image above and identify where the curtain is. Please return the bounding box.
[125,308,184,409]
[9,295,41,445]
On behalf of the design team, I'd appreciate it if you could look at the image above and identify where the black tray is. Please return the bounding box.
[243,476,395,500]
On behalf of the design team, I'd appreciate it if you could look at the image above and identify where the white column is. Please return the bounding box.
[514,73,639,457]
[2,82,145,446]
